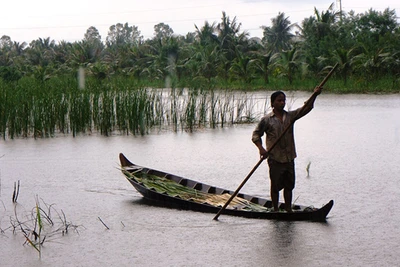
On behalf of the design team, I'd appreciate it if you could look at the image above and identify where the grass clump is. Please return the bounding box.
[1,193,80,259]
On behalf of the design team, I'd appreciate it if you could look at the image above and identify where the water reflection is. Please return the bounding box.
[272,221,296,249]
[255,220,334,266]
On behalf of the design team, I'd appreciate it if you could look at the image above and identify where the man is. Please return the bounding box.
[251,87,322,212]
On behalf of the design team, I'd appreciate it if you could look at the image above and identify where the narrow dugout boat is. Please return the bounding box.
[120,153,333,222]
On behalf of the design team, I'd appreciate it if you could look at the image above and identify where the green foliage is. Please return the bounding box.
[1,8,399,90]
[0,66,22,82]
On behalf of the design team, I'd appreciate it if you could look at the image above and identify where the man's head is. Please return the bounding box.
[270,91,286,110]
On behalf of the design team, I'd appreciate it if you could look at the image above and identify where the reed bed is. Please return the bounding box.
[0,78,264,139]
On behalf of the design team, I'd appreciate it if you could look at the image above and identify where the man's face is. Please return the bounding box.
[272,94,286,111]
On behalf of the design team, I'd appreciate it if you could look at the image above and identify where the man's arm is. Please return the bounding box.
[252,120,269,159]
[253,140,268,159]
[305,86,322,107]
[296,86,323,118]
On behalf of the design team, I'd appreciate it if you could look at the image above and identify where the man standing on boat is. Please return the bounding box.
[251,86,322,212]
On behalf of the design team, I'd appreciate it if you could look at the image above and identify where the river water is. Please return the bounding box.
[1,92,399,267]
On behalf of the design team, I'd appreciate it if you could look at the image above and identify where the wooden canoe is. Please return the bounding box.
[120,153,333,221]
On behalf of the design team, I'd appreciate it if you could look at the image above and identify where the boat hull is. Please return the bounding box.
[120,153,333,222]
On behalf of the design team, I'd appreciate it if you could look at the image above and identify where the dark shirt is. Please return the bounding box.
[252,103,314,163]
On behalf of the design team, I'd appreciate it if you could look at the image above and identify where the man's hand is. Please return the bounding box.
[259,148,269,160]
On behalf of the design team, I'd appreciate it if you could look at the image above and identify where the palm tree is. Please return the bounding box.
[352,45,390,81]
[53,40,71,66]
[26,37,56,67]
[382,50,400,88]
[216,12,246,81]
[194,21,218,46]
[253,50,273,84]
[230,49,255,84]
[273,46,301,84]
[261,12,296,53]
[69,41,103,67]
[332,47,355,85]
[187,43,219,83]
[142,35,181,83]
[125,44,151,80]
[162,36,181,82]
[23,37,57,81]
[312,4,339,39]
[12,41,26,56]
[299,4,340,73]
[0,36,14,67]
[217,11,242,50]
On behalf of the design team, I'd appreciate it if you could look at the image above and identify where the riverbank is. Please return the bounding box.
[1,74,399,94]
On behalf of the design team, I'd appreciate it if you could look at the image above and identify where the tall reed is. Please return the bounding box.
[0,77,261,139]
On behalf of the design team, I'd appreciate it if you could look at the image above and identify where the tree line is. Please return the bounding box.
[0,4,399,91]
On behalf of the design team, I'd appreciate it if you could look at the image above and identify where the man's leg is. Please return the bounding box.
[283,162,295,212]
[268,159,281,211]
[271,187,279,211]
[283,189,293,212]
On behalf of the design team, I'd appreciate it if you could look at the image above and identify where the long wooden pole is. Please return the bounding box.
[213,63,338,221]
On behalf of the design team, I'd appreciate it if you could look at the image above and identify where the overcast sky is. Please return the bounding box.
[1,0,399,43]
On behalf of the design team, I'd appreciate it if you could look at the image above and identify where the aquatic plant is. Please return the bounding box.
[306,161,311,177]
[0,77,264,139]
[3,193,80,258]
